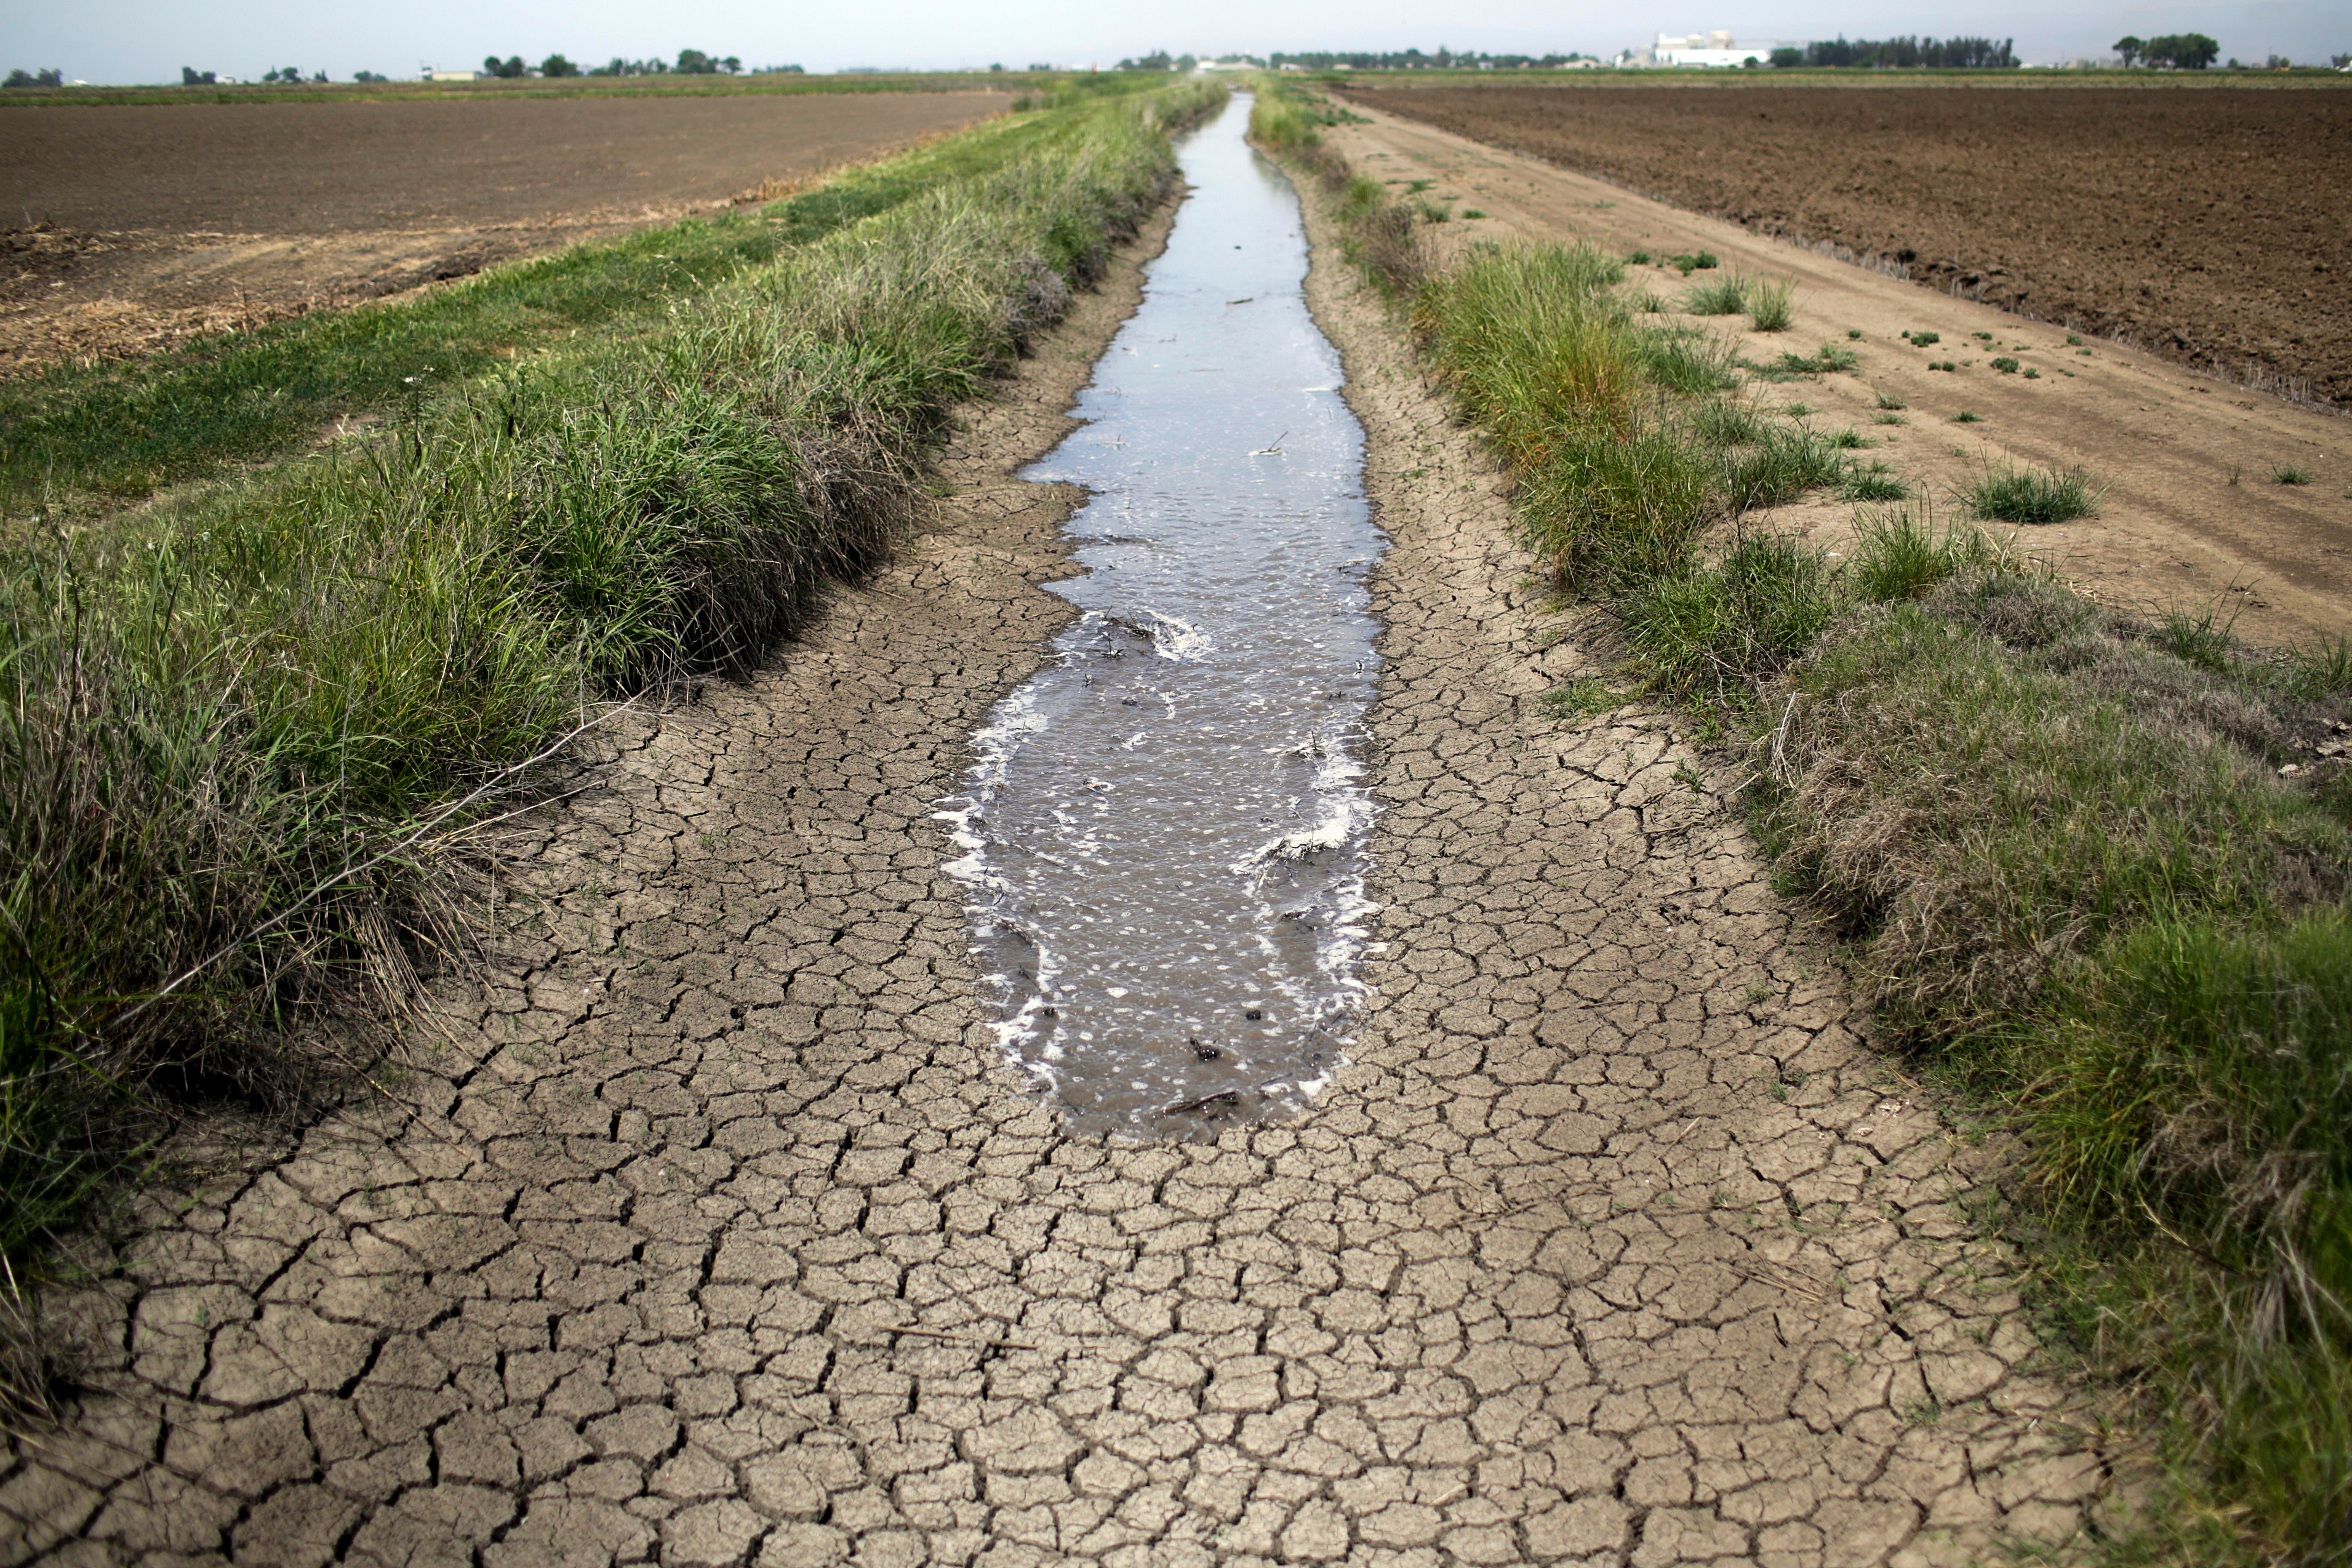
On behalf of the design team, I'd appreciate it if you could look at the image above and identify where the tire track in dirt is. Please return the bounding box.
[0,165,2115,1567]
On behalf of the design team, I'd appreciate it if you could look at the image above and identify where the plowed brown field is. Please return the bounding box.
[0,91,1009,373]
[1338,83,2352,407]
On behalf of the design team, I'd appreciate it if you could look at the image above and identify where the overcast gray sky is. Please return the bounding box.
[4,0,2344,82]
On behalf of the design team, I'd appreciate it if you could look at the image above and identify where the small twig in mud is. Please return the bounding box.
[1164,1090,1243,1116]
[882,1324,1039,1352]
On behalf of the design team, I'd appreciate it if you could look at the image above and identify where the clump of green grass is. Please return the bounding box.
[1543,676,1627,720]
[1827,428,1871,449]
[1412,240,1848,584]
[1514,417,1721,585]
[1991,356,2020,374]
[1624,249,1653,266]
[1683,275,1750,316]
[1689,397,1766,447]
[1618,532,1841,700]
[1872,411,1906,426]
[1668,250,1718,274]
[1721,426,1843,510]
[1461,207,1487,220]
[2152,603,2242,672]
[1773,345,1858,377]
[1412,240,1635,471]
[1245,91,1327,155]
[2272,464,2313,486]
[1304,156,1431,300]
[1847,505,2005,600]
[1962,461,2101,524]
[1746,278,1795,332]
[1902,329,1941,347]
[1840,466,1909,502]
[1636,330,1735,395]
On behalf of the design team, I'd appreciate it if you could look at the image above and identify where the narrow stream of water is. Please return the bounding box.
[937,94,1384,1138]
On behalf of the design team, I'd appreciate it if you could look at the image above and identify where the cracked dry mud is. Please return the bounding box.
[3,167,2115,1568]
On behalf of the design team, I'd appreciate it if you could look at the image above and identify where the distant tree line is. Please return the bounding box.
[178,66,338,84]
[3,68,63,87]
[479,50,745,78]
[2113,33,2222,69]
[1781,36,2016,68]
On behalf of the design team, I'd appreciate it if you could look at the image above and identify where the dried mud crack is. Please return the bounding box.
[2,166,2116,1566]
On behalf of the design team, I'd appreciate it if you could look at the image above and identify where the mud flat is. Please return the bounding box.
[0,106,2114,1566]
[0,92,1008,374]
[1341,81,2352,408]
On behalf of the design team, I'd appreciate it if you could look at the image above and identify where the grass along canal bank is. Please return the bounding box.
[1255,75,2352,1567]
[0,76,1228,1403]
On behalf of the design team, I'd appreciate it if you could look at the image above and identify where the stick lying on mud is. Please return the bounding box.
[1163,1089,1243,1116]
[882,1324,1040,1352]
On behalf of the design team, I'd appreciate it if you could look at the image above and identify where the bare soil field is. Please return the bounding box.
[1337,82,2352,408]
[0,92,1009,374]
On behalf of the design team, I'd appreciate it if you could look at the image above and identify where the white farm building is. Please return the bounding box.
[1649,31,1769,66]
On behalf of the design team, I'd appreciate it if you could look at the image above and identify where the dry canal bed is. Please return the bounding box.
[0,91,1009,374]
[1339,81,2352,409]
[1,97,2116,1566]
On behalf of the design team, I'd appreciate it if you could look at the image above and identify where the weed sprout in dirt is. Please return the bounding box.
[1963,460,2102,524]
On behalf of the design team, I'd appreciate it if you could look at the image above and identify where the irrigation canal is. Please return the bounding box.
[938,94,1386,1137]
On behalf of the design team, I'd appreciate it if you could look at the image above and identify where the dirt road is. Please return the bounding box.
[0,93,1009,375]
[0,168,2112,1565]
[1329,101,2352,648]
[1339,81,2352,409]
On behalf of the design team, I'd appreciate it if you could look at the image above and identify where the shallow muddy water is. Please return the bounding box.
[938,95,1384,1138]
